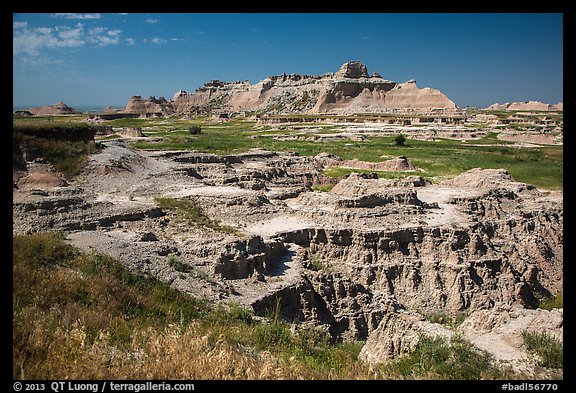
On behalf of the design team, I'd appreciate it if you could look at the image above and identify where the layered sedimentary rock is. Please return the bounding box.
[123,61,460,115]
[124,95,171,114]
[273,169,562,319]
[486,101,563,111]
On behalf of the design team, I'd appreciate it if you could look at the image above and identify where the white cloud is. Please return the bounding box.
[117,13,129,16]
[151,37,167,44]
[89,27,106,34]
[52,13,101,20]
[92,35,119,46]
[125,38,136,45]
[56,25,85,47]
[36,27,53,35]
[13,21,28,29]
[145,18,159,24]
[13,24,123,56]
[88,27,122,46]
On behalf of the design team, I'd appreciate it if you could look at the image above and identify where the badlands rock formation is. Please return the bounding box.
[487,101,563,111]
[359,304,563,374]
[124,96,172,114]
[123,61,459,116]
[28,101,79,115]
[12,129,562,375]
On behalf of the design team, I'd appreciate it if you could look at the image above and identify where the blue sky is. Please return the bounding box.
[13,13,563,109]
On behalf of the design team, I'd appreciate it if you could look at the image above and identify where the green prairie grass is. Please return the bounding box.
[154,197,236,234]
[15,116,562,189]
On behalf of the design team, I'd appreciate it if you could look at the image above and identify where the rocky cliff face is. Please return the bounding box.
[123,61,460,115]
[124,96,171,114]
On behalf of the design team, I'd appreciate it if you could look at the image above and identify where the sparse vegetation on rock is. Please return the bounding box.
[522,331,563,369]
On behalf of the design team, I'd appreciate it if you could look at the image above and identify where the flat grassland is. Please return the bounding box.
[14,115,561,190]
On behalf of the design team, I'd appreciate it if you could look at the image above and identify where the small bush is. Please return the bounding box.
[389,334,504,379]
[227,303,254,325]
[522,331,563,369]
[426,310,467,328]
[188,125,202,134]
[427,310,451,325]
[193,267,215,283]
[538,291,563,310]
[167,255,192,273]
[394,134,407,146]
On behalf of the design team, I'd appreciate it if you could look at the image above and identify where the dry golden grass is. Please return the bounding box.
[13,232,378,380]
[13,232,529,380]
[15,318,379,380]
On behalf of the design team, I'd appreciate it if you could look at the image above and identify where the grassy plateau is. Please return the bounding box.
[13,114,562,189]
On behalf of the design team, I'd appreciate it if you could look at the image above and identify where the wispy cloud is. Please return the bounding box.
[13,21,28,29]
[145,18,159,24]
[51,13,101,20]
[151,37,167,44]
[125,38,136,45]
[15,55,64,67]
[13,23,123,56]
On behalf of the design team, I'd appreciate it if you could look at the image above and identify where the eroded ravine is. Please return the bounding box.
[12,140,563,373]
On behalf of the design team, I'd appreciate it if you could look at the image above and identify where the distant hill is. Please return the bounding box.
[486,101,563,112]
[27,101,80,115]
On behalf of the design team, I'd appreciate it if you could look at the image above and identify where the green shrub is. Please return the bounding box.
[193,267,215,283]
[390,334,503,379]
[427,310,451,325]
[394,134,407,146]
[522,331,563,369]
[538,291,563,310]
[227,303,255,325]
[426,310,467,328]
[167,255,192,273]
[188,125,202,134]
